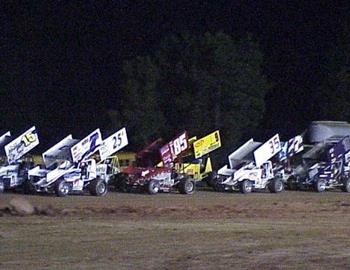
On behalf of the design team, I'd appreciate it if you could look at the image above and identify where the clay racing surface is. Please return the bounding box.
[1,190,350,269]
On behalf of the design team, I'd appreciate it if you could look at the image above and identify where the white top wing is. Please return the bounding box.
[228,139,261,169]
[5,126,39,164]
[253,134,281,167]
[70,129,103,163]
[43,135,79,168]
[99,127,128,161]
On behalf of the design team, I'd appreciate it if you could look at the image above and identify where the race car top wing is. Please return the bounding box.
[70,128,103,163]
[0,131,11,147]
[99,127,128,161]
[160,131,189,166]
[0,131,11,158]
[327,135,350,162]
[228,139,262,169]
[42,135,79,168]
[4,126,39,164]
[136,138,164,167]
[193,130,221,159]
[253,134,281,167]
[278,135,304,161]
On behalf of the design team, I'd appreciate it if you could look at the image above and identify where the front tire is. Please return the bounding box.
[341,177,350,192]
[115,175,128,192]
[286,176,298,190]
[55,179,70,197]
[178,177,195,195]
[213,183,226,192]
[314,178,326,192]
[89,178,108,196]
[206,172,217,188]
[147,179,160,195]
[239,179,253,194]
[268,178,284,193]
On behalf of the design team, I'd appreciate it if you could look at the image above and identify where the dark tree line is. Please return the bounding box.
[314,25,350,121]
[109,26,350,159]
[1,2,350,159]
[109,32,270,156]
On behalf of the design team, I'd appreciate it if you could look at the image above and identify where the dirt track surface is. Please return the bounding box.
[1,190,350,269]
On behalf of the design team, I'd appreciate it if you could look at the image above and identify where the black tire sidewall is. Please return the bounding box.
[272,179,284,193]
[0,180,4,193]
[315,179,326,192]
[343,178,350,192]
[96,180,107,196]
[90,178,108,196]
[148,180,159,194]
[23,180,34,194]
[240,180,252,194]
[184,179,195,194]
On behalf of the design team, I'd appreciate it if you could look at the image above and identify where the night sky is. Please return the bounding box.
[1,1,349,149]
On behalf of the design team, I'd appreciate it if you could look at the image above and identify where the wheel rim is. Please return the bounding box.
[60,182,69,195]
[318,181,326,191]
[185,181,194,192]
[151,182,159,193]
[245,181,252,192]
[276,181,283,192]
[97,182,106,194]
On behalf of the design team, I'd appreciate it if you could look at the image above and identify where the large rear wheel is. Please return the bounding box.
[206,172,217,188]
[268,178,284,193]
[23,180,35,195]
[341,177,350,192]
[115,175,128,192]
[213,183,226,192]
[89,178,108,196]
[178,177,195,195]
[286,176,298,190]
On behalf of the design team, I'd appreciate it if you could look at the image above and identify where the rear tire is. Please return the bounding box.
[314,178,326,192]
[55,179,70,197]
[341,177,350,192]
[23,181,35,195]
[213,183,226,192]
[89,178,108,196]
[286,176,298,190]
[147,179,160,195]
[115,175,128,192]
[239,180,253,194]
[268,178,284,193]
[178,177,195,195]
[206,172,217,187]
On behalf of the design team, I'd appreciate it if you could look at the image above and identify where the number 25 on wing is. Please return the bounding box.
[99,127,128,161]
